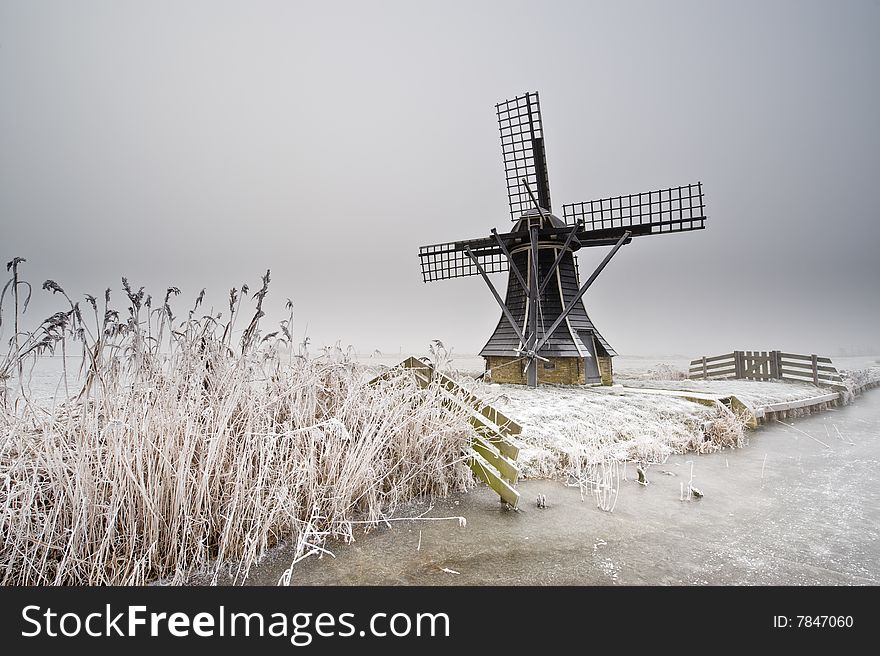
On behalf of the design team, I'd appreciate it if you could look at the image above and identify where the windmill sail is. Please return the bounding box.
[418,239,509,283]
[416,91,708,388]
[564,182,706,242]
[497,92,551,221]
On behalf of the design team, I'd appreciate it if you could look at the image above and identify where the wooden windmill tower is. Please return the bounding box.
[418,92,707,388]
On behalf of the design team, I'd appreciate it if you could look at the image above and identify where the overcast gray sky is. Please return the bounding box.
[1,0,878,358]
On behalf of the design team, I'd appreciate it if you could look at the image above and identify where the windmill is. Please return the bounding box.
[418,92,706,388]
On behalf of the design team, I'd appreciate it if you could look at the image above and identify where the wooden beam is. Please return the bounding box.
[699,368,737,377]
[491,228,528,295]
[467,451,520,507]
[469,417,520,460]
[535,230,631,353]
[779,352,833,364]
[688,352,736,366]
[520,177,551,226]
[762,392,840,413]
[538,223,582,296]
[472,435,519,483]
[778,360,841,374]
[779,369,842,383]
[465,245,527,347]
[687,358,737,373]
[373,357,523,507]
[526,225,539,388]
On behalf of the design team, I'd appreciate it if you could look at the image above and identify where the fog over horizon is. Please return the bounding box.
[2,1,878,359]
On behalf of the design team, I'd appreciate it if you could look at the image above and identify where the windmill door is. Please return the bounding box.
[578,331,601,384]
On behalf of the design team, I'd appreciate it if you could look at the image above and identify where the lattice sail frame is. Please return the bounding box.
[418,91,707,284]
[418,241,508,282]
[497,92,552,221]
[563,182,705,238]
[418,238,583,283]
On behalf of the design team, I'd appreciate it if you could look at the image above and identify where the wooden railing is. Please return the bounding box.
[688,350,843,386]
[370,357,522,507]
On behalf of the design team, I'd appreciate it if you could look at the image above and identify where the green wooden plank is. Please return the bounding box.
[393,358,522,438]
[472,435,519,483]
[467,451,520,507]
[725,395,758,429]
[432,385,521,460]
[435,372,522,436]
[367,357,432,387]
[474,402,522,437]
[371,357,522,506]
[469,415,520,460]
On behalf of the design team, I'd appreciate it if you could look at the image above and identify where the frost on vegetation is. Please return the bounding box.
[470,382,748,484]
[836,366,880,405]
[0,260,475,585]
[644,363,688,381]
[466,360,877,495]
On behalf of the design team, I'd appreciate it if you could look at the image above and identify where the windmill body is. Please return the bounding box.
[418,92,706,388]
[478,210,616,385]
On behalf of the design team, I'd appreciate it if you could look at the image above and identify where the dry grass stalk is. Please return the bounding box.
[0,261,475,585]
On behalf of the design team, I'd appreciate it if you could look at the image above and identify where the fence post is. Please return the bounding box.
[733,351,741,379]
[702,356,707,379]
[811,354,819,385]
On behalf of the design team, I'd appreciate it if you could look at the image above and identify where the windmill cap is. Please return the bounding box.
[514,209,568,230]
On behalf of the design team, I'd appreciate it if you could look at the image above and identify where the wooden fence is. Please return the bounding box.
[688,350,843,386]
[370,357,522,507]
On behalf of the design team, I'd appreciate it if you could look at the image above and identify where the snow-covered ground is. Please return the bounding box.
[615,377,835,408]
[473,382,725,479]
[459,357,880,482]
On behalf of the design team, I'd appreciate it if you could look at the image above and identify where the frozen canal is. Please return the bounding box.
[249,389,880,585]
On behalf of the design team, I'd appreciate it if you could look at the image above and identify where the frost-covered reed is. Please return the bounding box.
[0,261,474,585]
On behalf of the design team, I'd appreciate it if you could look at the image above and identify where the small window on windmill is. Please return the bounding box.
[543,360,556,370]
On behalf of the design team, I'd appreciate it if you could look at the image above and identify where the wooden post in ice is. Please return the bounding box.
[811,354,819,385]
[702,356,707,379]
